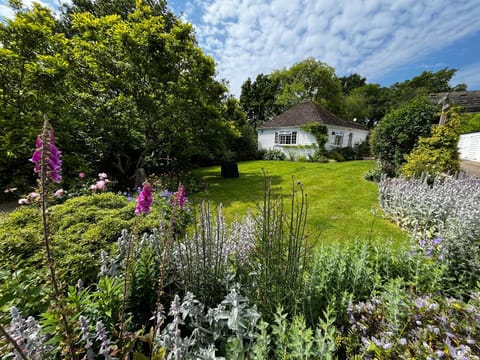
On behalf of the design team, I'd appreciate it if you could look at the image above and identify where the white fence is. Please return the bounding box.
[458,132,480,162]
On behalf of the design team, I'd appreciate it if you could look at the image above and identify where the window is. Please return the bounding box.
[331,130,344,146]
[275,131,297,145]
[348,133,353,147]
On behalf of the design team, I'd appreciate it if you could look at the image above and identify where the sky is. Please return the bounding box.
[2,0,480,97]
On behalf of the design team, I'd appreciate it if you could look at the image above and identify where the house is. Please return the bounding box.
[258,101,369,158]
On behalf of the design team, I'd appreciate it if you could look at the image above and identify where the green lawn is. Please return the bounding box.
[192,160,407,244]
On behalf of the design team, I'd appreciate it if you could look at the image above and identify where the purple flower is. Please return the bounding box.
[136,182,153,215]
[31,122,62,183]
[173,185,186,208]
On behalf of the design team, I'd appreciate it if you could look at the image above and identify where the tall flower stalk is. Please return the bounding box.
[33,116,76,359]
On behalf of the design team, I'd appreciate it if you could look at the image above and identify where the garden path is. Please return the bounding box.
[460,160,480,177]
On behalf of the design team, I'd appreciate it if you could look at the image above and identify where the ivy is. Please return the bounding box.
[300,123,328,149]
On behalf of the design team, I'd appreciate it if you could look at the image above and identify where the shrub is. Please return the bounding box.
[364,161,384,182]
[326,149,345,162]
[402,106,461,178]
[459,112,480,134]
[0,193,157,287]
[263,149,286,160]
[370,97,437,175]
[353,139,371,158]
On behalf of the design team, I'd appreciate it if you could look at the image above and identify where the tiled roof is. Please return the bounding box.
[428,91,480,113]
[259,101,368,130]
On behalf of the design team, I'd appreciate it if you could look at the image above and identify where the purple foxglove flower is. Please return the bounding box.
[30,123,62,183]
[173,185,186,208]
[136,182,153,215]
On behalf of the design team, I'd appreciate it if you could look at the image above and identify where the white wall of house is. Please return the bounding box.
[325,126,369,151]
[258,125,369,158]
[458,132,480,162]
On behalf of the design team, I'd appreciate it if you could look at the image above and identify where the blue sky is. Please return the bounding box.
[2,0,480,97]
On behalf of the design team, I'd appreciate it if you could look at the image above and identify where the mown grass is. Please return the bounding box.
[192,160,408,244]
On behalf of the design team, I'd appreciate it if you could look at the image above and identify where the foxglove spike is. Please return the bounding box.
[31,118,62,183]
[136,182,153,215]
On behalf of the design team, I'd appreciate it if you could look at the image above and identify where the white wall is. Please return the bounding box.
[258,125,369,157]
[458,132,480,162]
[325,126,369,151]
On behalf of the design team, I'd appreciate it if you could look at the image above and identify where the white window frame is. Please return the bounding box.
[275,131,297,145]
[331,130,344,146]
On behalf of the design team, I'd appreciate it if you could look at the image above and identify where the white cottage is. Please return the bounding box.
[258,101,369,158]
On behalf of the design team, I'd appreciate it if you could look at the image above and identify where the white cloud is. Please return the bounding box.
[453,65,480,90]
[192,0,480,96]
[0,3,14,21]
[0,0,66,20]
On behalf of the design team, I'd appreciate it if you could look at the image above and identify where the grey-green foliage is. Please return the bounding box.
[379,174,480,293]
[305,237,446,326]
[173,202,255,306]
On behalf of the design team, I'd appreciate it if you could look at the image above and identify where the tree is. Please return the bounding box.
[345,84,392,128]
[0,3,75,189]
[389,68,464,107]
[370,97,437,175]
[239,74,280,129]
[270,58,345,117]
[339,73,366,95]
[61,0,174,22]
[0,1,238,189]
[65,5,235,182]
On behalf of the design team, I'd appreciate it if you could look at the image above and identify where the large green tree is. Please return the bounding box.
[239,73,280,128]
[0,3,76,189]
[339,73,366,95]
[345,84,392,128]
[0,1,238,189]
[270,58,346,117]
[389,68,466,107]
